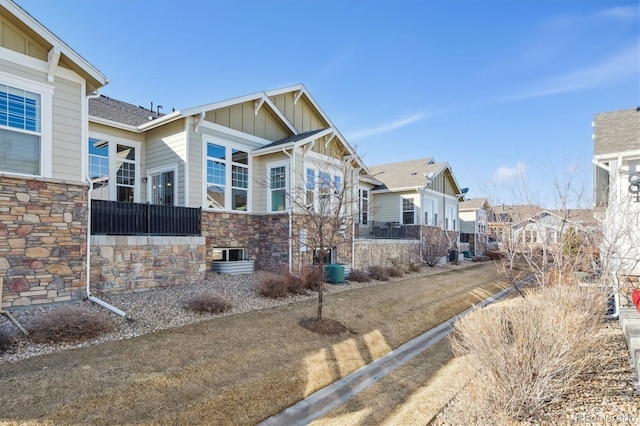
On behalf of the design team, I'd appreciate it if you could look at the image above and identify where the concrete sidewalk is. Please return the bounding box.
[260,277,533,426]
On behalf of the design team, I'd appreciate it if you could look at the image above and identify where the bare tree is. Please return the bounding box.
[286,152,362,321]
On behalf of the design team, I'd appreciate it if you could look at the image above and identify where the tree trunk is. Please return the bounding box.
[317,281,323,321]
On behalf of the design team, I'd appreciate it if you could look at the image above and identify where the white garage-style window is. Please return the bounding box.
[0,76,53,177]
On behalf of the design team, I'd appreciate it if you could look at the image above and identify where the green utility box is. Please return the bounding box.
[324,264,345,284]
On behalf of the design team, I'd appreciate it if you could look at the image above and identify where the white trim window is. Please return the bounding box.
[88,137,141,202]
[305,165,344,214]
[359,189,369,225]
[446,205,455,230]
[268,162,288,212]
[0,78,52,177]
[402,197,416,225]
[206,141,250,211]
[424,197,439,226]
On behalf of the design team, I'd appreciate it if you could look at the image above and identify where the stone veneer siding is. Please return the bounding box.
[353,240,422,270]
[0,175,88,309]
[201,212,354,275]
[90,236,206,293]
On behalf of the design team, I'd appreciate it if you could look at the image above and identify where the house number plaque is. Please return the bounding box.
[630,172,640,202]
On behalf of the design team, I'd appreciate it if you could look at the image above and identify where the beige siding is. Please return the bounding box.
[145,119,186,205]
[369,192,399,223]
[187,123,204,208]
[206,101,290,141]
[309,136,345,158]
[51,76,83,181]
[0,15,47,60]
[253,151,290,213]
[89,123,145,143]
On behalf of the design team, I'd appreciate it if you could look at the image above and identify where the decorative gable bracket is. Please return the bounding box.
[254,97,265,115]
[47,47,61,83]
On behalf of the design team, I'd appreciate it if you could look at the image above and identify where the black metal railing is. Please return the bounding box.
[356,220,420,240]
[91,200,201,236]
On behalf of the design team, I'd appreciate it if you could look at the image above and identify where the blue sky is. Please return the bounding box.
[17,0,640,207]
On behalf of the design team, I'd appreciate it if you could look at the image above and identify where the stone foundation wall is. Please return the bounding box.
[202,211,261,263]
[90,236,206,293]
[353,240,421,270]
[0,175,88,309]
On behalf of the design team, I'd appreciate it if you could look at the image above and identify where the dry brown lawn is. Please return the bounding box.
[0,263,507,425]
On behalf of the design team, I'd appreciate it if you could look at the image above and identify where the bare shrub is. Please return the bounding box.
[28,306,113,344]
[368,265,390,281]
[444,284,605,423]
[302,267,323,291]
[407,261,422,273]
[257,273,290,299]
[472,255,490,262]
[386,266,404,278]
[422,226,450,267]
[184,294,232,314]
[347,268,371,282]
[286,272,308,295]
[0,331,14,353]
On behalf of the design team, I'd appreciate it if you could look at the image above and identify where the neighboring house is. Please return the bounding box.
[359,157,465,240]
[488,204,595,249]
[459,198,489,255]
[592,107,640,306]
[87,85,365,272]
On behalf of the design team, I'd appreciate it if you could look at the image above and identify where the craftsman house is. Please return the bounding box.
[0,0,366,308]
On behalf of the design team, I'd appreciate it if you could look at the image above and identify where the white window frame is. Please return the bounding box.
[88,132,141,202]
[401,195,417,225]
[202,137,252,212]
[0,73,53,178]
[359,188,369,225]
[303,156,344,214]
[267,159,289,213]
[147,163,178,206]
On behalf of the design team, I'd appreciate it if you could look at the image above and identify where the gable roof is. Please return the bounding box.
[367,157,453,191]
[1,0,108,92]
[459,198,489,211]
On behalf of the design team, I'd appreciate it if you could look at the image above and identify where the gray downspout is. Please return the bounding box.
[86,175,127,318]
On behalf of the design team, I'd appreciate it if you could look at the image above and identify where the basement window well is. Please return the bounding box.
[212,248,247,261]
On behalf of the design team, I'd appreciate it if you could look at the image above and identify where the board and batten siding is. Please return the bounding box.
[205,101,291,142]
[270,92,328,133]
[0,14,48,61]
[145,120,186,205]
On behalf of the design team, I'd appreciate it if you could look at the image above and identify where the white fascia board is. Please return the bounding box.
[196,121,272,146]
[181,92,263,116]
[332,130,369,173]
[136,111,182,131]
[2,0,107,86]
[89,116,140,133]
[371,186,421,194]
[594,149,640,161]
